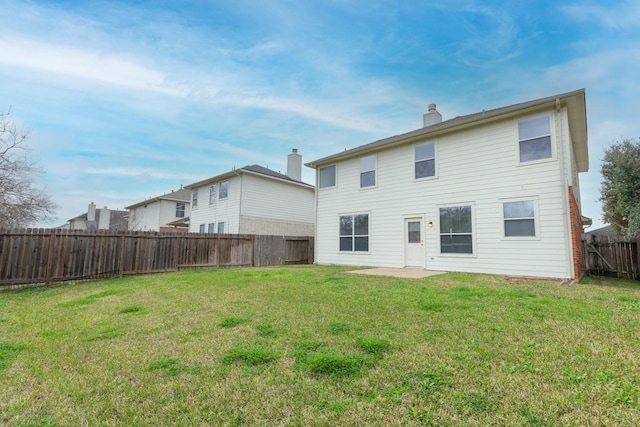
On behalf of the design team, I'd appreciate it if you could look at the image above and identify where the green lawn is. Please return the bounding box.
[1,266,639,426]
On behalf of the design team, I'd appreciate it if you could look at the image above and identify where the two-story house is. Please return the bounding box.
[125,188,191,232]
[185,149,315,236]
[306,89,589,280]
[63,202,128,231]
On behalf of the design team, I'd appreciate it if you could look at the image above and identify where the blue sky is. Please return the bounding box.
[1,0,639,229]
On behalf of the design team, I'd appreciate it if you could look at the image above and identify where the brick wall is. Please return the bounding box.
[568,186,585,279]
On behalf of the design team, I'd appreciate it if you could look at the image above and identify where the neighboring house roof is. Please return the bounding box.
[585,225,616,237]
[125,188,192,209]
[68,209,128,231]
[184,164,314,190]
[306,89,588,173]
[167,217,190,227]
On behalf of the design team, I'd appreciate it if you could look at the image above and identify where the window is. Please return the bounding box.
[175,203,185,218]
[220,180,229,199]
[415,141,435,179]
[319,165,336,188]
[208,223,215,233]
[439,205,473,254]
[217,222,225,234]
[519,115,551,163]
[503,200,536,237]
[339,214,369,252]
[360,155,376,188]
[209,184,216,205]
[199,224,205,233]
[192,190,198,209]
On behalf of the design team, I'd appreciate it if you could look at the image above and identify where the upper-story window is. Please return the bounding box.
[518,114,551,163]
[192,190,198,209]
[360,155,376,188]
[175,203,185,218]
[319,165,336,188]
[209,184,217,205]
[220,180,229,199]
[415,141,436,179]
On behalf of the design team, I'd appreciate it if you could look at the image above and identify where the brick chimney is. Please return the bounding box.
[287,148,302,181]
[423,103,442,127]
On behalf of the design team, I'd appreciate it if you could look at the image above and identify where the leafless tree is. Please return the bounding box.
[0,111,56,228]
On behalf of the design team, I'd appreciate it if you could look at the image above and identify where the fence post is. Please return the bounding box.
[44,229,56,286]
[119,235,126,278]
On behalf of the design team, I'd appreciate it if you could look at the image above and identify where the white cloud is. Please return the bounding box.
[0,36,185,96]
[563,0,640,29]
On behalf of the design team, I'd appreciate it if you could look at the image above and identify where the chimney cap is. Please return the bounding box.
[428,103,437,112]
[292,148,298,154]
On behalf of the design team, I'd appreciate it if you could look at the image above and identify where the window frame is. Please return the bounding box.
[501,198,540,239]
[339,213,370,252]
[198,224,205,234]
[414,140,437,180]
[209,184,217,205]
[219,180,229,199]
[359,155,376,189]
[192,189,198,209]
[207,223,215,233]
[319,164,337,189]
[518,114,553,164]
[217,222,225,234]
[438,204,475,256]
[175,202,185,218]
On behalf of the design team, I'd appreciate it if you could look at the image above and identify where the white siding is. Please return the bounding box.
[129,203,160,231]
[189,177,242,233]
[316,107,577,278]
[158,199,190,229]
[240,174,315,224]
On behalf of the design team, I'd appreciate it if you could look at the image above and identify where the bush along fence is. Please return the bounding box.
[0,228,314,287]
[582,233,639,280]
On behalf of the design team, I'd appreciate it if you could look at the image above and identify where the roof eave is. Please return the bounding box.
[305,89,588,170]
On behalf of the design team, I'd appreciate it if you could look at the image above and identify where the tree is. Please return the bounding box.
[599,138,640,237]
[0,111,56,228]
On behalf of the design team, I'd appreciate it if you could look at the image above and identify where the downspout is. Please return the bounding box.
[236,169,243,234]
[555,100,575,279]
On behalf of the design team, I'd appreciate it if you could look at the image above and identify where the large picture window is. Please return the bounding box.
[439,205,473,254]
[519,115,551,163]
[360,155,376,188]
[319,165,336,188]
[503,200,536,237]
[415,141,435,179]
[339,214,369,252]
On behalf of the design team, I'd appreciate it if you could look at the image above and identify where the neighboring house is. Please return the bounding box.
[64,202,128,231]
[585,225,615,238]
[185,149,315,236]
[126,188,191,232]
[306,89,589,280]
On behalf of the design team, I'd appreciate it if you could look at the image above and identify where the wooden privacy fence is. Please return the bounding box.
[582,233,639,280]
[0,229,314,287]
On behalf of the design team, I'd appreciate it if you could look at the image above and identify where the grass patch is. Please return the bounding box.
[219,316,246,327]
[0,341,26,372]
[328,321,350,334]
[356,336,390,356]
[255,322,278,337]
[222,347,280,365]
[0,267,638,425]
[147,356,199,376]
[119,305,146,314]
[298,351,366,378]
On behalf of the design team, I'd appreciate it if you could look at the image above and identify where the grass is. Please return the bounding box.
[0,266,639,426]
